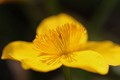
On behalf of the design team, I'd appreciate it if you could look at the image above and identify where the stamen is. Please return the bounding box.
[33,23,87,56]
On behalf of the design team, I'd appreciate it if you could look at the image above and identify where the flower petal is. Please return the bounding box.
[22,55,62,72]
[61,50,109,75]
[1,41,40,61]
[36,13,85,35]
[87,41,120,66]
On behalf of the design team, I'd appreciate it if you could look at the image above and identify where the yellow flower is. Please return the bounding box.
[1,13,120,75]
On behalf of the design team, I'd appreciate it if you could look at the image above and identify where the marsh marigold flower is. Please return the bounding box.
[1,13,120,75]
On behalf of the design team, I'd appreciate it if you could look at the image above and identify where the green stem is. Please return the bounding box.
[62,66,72,80]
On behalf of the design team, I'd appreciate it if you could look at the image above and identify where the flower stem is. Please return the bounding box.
[62,66,72,80]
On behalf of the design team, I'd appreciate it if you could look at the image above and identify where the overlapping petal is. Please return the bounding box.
[61,50,109,75]
[36,13,85,35]
[1,41,40,61]
[87,41,120,66]
[22,54,62,72]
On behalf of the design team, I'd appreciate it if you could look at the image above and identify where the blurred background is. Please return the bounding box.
[0,0,120,80]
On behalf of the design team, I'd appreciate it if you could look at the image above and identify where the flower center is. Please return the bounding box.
[33,23,87,55]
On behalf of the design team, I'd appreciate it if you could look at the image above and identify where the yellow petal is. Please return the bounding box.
[22,55,62,72]
[36,13,85,35]
[1,41,40,61]
[61,50,109,75]
[21,61,30,70]
[87,41,120,66]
